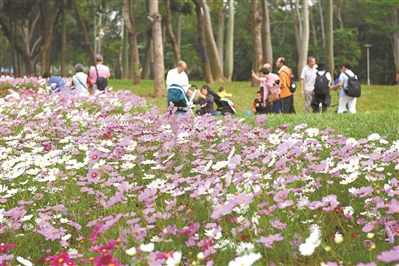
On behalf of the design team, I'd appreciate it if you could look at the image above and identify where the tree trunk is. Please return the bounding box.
[122,0,141,85]
[261,0,273,68]
[318,0,325,48]
[290,0,300,56]
[309,5,317,47]
[325,0,334,75]
[193,0,213,84]
[200,0,226,82]
[165,0,181,64]
[71,0,95,65]
[297,0,309,77]
[224,0,234,81]
[142,38,152,79]
[148,0,166,98]
[247,0,263,86]
[390,6,399,71]
[39,0,60,73]
[216,6,226,68]
[122,20,129,79]
[61,0,67,77]
[335,0,344,29]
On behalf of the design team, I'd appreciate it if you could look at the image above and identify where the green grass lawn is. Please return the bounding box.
[109,79,399,140]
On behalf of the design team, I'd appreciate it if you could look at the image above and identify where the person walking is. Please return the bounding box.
[312,61,331,113]
[330,62,357,113]
[276,57,295,114]
[89,54,110,94]
[299,56,318,113]
[71,63,93,95]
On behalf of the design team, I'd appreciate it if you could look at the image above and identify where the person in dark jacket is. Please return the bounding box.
[194,85,215,115]
[42,72,68,94]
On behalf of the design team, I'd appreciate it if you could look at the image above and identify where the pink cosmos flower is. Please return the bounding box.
[256,233,284,248]
[376,246,399,263]
[86,168,102,184]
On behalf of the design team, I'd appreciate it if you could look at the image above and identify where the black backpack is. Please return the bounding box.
[281,70,296,93]
[314,72,329,95]
[95,65,108,91]
[343,72,361,97]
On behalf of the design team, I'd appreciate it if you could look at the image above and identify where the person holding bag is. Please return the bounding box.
[89,54,110,94]
[71,63,93,95]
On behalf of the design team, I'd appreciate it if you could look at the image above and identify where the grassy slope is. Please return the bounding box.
[109,79,399,140]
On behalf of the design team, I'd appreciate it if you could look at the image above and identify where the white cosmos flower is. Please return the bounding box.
[367,133,380,141]
[140,243,154,252]
[268,133,281,145]
[299,224,322,256]
[228,252,262,266]
[305,128,319,137]
[16,256,33,266]
[236,242,255,255]
[346,158,359,173]
[346,138,358,146]
[0,184,8,193]
[126,247,136,256]
[21,214,33,221]
[166,251,182,266]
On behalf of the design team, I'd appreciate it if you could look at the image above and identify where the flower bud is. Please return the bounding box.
[334,233,344,244]
[367,233,374,239]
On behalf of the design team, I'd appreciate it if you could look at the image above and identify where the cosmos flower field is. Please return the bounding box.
[0,81,398,266]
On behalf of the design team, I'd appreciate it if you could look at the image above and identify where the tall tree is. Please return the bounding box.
[122,0,141,85]
[60,0,67,77]
[261,0,273,66]
[193,0,213,84]
[224,0,234,81]
[148,0,166,97]
[325,0,334,75]
[199,0,226,82]
[164,0,181,64]
[71,0,95,65]
[39,0,60,73]
[297,0,309,77]
[247,0,263,86]
[216,4,226,68]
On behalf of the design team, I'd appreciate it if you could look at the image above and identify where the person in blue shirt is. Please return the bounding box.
[330,62,357,113]
[42,72,68,94]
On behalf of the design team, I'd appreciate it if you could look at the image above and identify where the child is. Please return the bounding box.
[194,85,215,115]
[218,87,232,99]
[253,91,267,114]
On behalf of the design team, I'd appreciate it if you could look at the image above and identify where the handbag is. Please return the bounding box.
[267,92,280,104]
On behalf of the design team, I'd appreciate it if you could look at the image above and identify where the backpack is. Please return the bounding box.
[343,72,361,97]
[95,65,108,91]
[314,72,329,95]
[281,70,296,93]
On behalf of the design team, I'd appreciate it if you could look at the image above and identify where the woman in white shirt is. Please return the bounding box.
[72,63,93,95]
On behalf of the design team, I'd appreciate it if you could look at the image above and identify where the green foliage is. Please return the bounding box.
[333,28,361,67]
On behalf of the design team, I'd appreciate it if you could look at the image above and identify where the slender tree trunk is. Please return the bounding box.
[200,0,226,82]
[176,13,183,51]
[142,38,152,79]
[247,0,263,86]
[193,0,213,84]
[39,0,60,73]
[261,0,273,67]
[148,0,166,98]
[335,0,344,29]
[318,0,325,48]
[390,6,399,71]
[71,0,95,65]
[290,0,300,56]
[224,0,234,81]
[122,0,141,85]
[165,0,181,64]
[61,0,67,77]
[216,6,226,68]
[325,0,334,75]
[297,0,309,77]
[122,21,129,79]
[309,5,317,47]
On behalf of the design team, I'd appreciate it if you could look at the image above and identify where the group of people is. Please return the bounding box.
[252,56,360,114]
[43,54,110,95]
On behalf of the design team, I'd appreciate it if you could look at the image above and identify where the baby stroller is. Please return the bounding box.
[167,84,197,114]
[207,86,236,115]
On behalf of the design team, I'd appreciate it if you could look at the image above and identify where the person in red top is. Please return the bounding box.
[276,57,296,114]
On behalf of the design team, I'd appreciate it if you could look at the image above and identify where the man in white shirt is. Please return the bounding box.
[299,56,317,113]
[166,60,197,98]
